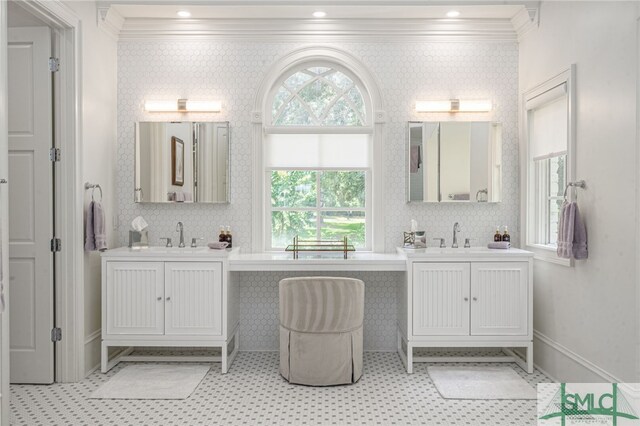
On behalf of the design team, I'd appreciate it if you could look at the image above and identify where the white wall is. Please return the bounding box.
[63,1,118,376]
[0,1,9,422]
[519,1,639,382]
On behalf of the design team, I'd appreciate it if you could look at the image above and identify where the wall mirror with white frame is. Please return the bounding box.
[406,121,502,203]
[134,121,230,203]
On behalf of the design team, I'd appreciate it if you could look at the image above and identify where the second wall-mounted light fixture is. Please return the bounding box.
[144,99,222,112]
[415,99,492,113]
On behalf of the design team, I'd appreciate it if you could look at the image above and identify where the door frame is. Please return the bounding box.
[0,0,83,408]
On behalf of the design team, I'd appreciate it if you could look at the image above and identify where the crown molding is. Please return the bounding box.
[511,3,539,41]
[116,17,519,42]
[97,4,125,40]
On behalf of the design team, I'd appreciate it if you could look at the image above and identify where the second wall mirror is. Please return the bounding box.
[135,121,230,203]
[407,121,502,203]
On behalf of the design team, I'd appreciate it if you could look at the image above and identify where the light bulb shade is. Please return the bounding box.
[415,100,451,112]
[144,100,178,112]
[144,99,222,112]
[415,99,492,113]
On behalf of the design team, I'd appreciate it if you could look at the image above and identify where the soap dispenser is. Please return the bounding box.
[225,226,233,248]
[502,226,511,242]
[493,227,502,242]
[218,226,226,243]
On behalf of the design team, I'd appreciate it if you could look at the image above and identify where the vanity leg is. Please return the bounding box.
[527,343,534,374]
[407,342,413,374]
[101,342,108,373]
[221,341,228,374]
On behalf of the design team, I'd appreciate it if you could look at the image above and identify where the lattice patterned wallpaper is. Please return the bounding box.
[117,40,518,350]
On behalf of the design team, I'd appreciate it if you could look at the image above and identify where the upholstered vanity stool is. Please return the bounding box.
[279,277,364,386]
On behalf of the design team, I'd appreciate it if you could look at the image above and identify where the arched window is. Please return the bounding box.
[264,63,372,250]
[271,66,367,126]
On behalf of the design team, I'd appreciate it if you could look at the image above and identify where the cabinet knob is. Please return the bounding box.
[156,296,162,301]
[463,297,469,301]
[472,297,478,301]
[166,296,171,301]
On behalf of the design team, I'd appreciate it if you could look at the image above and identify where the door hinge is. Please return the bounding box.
[51,327,62,342]
[49,57,60,72]
[49,147,61,162]
[50,238,62,252]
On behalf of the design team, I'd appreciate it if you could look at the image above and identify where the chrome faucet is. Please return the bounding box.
[452,222,461,248]
[176,221,185,248]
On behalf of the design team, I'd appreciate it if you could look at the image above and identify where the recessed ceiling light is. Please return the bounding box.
[313,11,327,18]
[177,10,191,18]
[446,10,460,18]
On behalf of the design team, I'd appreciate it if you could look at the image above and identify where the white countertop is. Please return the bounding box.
[397,246,533,261]
[101,246,532,270]
[101,246,239,259]
[228,252,406,271]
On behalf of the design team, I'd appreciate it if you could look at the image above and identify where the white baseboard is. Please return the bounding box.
[533,329,630,384]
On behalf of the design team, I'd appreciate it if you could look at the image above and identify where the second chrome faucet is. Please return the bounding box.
[452,222,461,248]
[176,221,185,248]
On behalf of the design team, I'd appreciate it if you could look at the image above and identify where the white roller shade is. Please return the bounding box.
[525,82,566,110]
[265,134,371,168]
[529,95,568,161]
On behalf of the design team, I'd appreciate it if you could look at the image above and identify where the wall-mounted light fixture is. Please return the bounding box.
[144,99,222,112]
[415,99,492,113]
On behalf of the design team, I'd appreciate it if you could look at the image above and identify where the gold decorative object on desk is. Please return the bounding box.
[285,236,355,259]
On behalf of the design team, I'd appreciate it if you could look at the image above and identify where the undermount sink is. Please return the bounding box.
[425,247,494,254]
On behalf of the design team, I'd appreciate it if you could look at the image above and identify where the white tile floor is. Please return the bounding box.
[11,351,550,425]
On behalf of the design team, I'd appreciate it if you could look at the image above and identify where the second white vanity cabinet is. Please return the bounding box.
[398,248,533,374]
[101,248,239,374]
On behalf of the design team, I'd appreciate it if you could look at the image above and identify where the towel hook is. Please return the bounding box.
[85,182,103,202]
[563,180,586,202]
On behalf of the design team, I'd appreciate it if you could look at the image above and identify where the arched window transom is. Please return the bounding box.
[271,66,366,126]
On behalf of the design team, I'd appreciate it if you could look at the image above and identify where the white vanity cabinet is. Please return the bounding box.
[398,248,533,374]
[101,248,239,374]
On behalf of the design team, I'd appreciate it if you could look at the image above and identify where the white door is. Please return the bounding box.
[106,262,164,335]
[164,262,222,336]
[470,262,528,336]
[8,27,54,384]
[412,263,470,336]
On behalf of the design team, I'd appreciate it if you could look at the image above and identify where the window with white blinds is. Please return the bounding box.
[524,67,574,261]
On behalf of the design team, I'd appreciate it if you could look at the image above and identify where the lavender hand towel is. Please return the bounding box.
[84,200,96,251]
[488,242,511,249]
[572,203,588,259]
[0,219,4,312]
[557,201,574,258]
[93,201,108,252]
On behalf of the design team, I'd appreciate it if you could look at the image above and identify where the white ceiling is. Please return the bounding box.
[109,3,525,20]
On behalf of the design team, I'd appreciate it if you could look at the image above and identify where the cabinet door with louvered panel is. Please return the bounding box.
[164,262,223,336]
[470,262,528,336]
[106,262,164,335]
[412,263,470,336]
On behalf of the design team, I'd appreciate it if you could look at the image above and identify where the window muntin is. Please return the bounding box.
[266,63,372,250]
[268,170,368,249]
[271,66,366,126]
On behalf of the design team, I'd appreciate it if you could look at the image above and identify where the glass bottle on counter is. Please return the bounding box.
[502,226,511,242]
[225,226,233,248]
[494,227,502,242]
[219,226,226,243]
